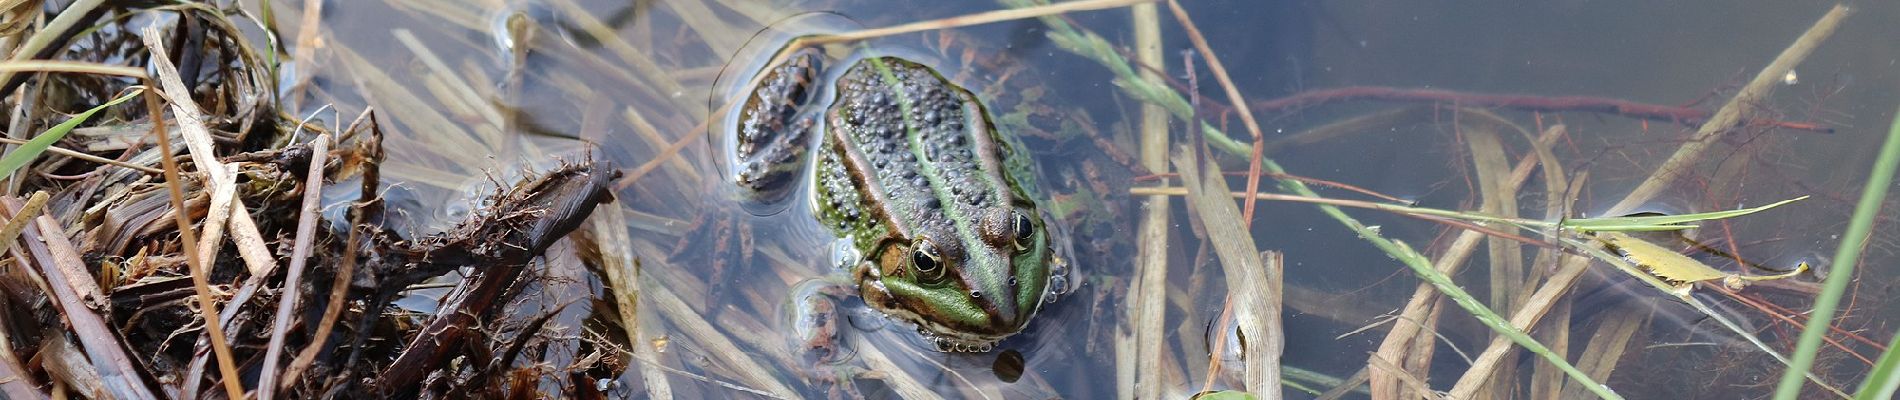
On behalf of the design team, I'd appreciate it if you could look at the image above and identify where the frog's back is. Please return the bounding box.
[813,57,1037,253]
[812,57,1060,349]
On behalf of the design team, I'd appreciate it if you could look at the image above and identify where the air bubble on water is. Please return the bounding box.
[830,236,862,270]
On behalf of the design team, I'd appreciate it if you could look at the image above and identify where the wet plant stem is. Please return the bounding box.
[1861,319,1900,399]
[1805,103,1900,400]
[256,134,328,400]
[1126,3,1172,398]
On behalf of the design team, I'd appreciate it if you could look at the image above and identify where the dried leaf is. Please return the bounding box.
[1596,231,1806,293]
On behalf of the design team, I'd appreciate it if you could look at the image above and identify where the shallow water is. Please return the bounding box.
[289,0,1900,398]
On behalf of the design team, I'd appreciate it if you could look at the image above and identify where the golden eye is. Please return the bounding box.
[1011,212,1035,251]
[912,239,944,280]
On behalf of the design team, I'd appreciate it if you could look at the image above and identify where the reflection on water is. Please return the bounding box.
[288,0,1900,398]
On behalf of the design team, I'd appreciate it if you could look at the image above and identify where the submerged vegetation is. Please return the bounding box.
[0,1,620,398]
[0,0,1894,399]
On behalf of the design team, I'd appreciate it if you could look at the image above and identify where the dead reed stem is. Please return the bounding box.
[642,273,796,398]
[5,196,156,399]
[1366,121,1560,398]
[1175,145,1283,398]
[1128,2,1172,398]
[281,110,378,393]
[285,0,324,109]
[1465,117,1526,398]
[257,134,330,400]
[592,206,674,399]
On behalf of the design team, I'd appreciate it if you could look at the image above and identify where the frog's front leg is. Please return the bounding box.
[786,276,868,388]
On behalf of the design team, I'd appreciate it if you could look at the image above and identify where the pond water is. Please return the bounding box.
[287,0,1900,398]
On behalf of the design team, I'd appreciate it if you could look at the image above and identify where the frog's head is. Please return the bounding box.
[857,204,1061,352]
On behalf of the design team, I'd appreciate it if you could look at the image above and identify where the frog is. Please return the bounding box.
[724,47,1071,360]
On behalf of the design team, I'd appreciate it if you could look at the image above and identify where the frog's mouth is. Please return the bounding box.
[888,305,1016,353]
[853,264,1028,352]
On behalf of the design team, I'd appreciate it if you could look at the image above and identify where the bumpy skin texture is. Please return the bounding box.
[733,48,823,204]
[812,57,1055,350]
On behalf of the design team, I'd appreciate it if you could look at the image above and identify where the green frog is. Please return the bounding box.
[728,48,1070,356]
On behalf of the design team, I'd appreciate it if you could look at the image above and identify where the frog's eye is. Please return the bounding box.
[1010,212,1036,251]
[911,240,945,280]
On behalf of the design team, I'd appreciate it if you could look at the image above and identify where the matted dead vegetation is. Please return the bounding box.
[0,2,619,399]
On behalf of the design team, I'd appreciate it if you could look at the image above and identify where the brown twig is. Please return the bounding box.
[375,162,619,394]
[616,118,702,190]
[1463,112,1528,399]
[590,205,673,398]
[256,133,329,400]
[281,110,380,394]
[1136,170,1416,205]
[1164,0,1269,226]
[1735,287,1886,350]
[1710,286,1876,366]
[1127,187,1556,252]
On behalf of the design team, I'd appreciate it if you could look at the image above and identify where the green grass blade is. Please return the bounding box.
[0,89,143,180]
[1191,391,1258,400]
[1855,328,1900,399]
[1563,196,1807,232]
[1559,224,1698,232]
[1777,103,1900,399]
